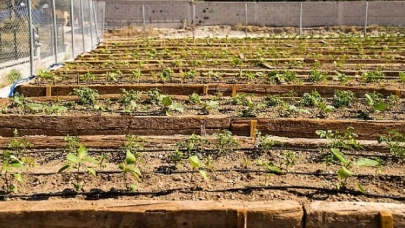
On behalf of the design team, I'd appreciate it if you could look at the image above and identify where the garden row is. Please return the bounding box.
[0,128,404,202]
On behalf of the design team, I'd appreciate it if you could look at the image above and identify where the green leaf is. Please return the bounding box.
[337,166,353,179]
[354,158,379,167]
[365,94,374,106]
[373,102,388,112]
[161,96,173,106]
[199,170,209,181]
[67,153,80,163]
[118,164,125,171]
[58,164,70,173]
[86,168,96,176]
[77,146,88,159]
[399,72,405,82]
[171,102,184,113]
[125,150,136,165]
[130,169,141,181]
[189,155,201,169]
[14,173,23,182]
[267,164,282,174]
[357,183,366,193]
[131,167,142,176]
[83,156,99,164]
[330,148,349,166]
[129,184,138,192]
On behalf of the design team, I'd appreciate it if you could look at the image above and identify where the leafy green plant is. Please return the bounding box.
[317,102,335,118]
[81,72,96,82]
[265,95,285,107]
[146,89,164,105]
[72,87,99,106]
[316,127,364,152]
[332,90,355,108]
[267,70,299,84]
[378,130,405,158]
[124,135,146,161]
[300,90,324,107]
[231,93,249,106]
[0,129,31,193]
[361,71,384,83]
[189,155,209,182]
[0,150,24,193]
[118,150,141,191]
[176,133,207,157]
[119,89,141,113]
[58,145,98,191]
[37,69,54,84]
[329,148,379,191]
[238,99,265,117]
[184,70,197,80]
[159,67,174,82]
[230,57,243,67]
[159,96,184,115]
[359,92,389,119]
[188,93,218,114]
[106,71,120,82]
[279,150,297,171]
[399,72,405,82]
[130,69,142,82]
[308,69,326,83]
[256,132,283,155]
[214,130,239,157]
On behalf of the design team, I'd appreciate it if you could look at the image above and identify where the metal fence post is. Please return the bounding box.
[142,5,146,36]
[80,0,85,52]
[28,0,34,77]
[192,3,196,40]
[245,3,248,38]
[299,3,303,36]
[92,0,100,42]
[52,0,58,63]
[364,2,369,36]
[89,0,94,48]
[102,2,105,39]
[70,0,75,58]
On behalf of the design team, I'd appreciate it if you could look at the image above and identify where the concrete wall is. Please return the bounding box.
[103,0,405,29]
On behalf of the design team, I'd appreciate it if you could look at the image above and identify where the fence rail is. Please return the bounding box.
[0,0,105,89]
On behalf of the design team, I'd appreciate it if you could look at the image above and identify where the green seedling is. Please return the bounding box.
[308,69,326,83]
[118,150,141,192]
[300,90,324,107]
[189,155,209,182]
[361,71,385,83]
[332,90,355,108]
[58,145,98,191]
[378,130,405,158]
[72,87,99,106]
[214,130,240,157]
[119,89,141,114]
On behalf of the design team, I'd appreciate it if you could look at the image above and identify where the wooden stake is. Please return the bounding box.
[203,85,209,96]
[395,89,401,98]
[46,85,51,97]
[379,211,393,228]
[232,84,238,97]
[250,120,258,140]
[237,209,247,228]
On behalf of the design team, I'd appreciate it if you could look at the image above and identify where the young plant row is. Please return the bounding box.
[2,87,403,120]
[2,127,404,195]
[42,65,405,86]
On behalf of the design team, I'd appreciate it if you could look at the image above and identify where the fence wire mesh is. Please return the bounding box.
[0,0,104,91]
[0,2,30,87]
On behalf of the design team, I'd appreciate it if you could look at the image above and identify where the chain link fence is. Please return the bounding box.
[0,0,105,91]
